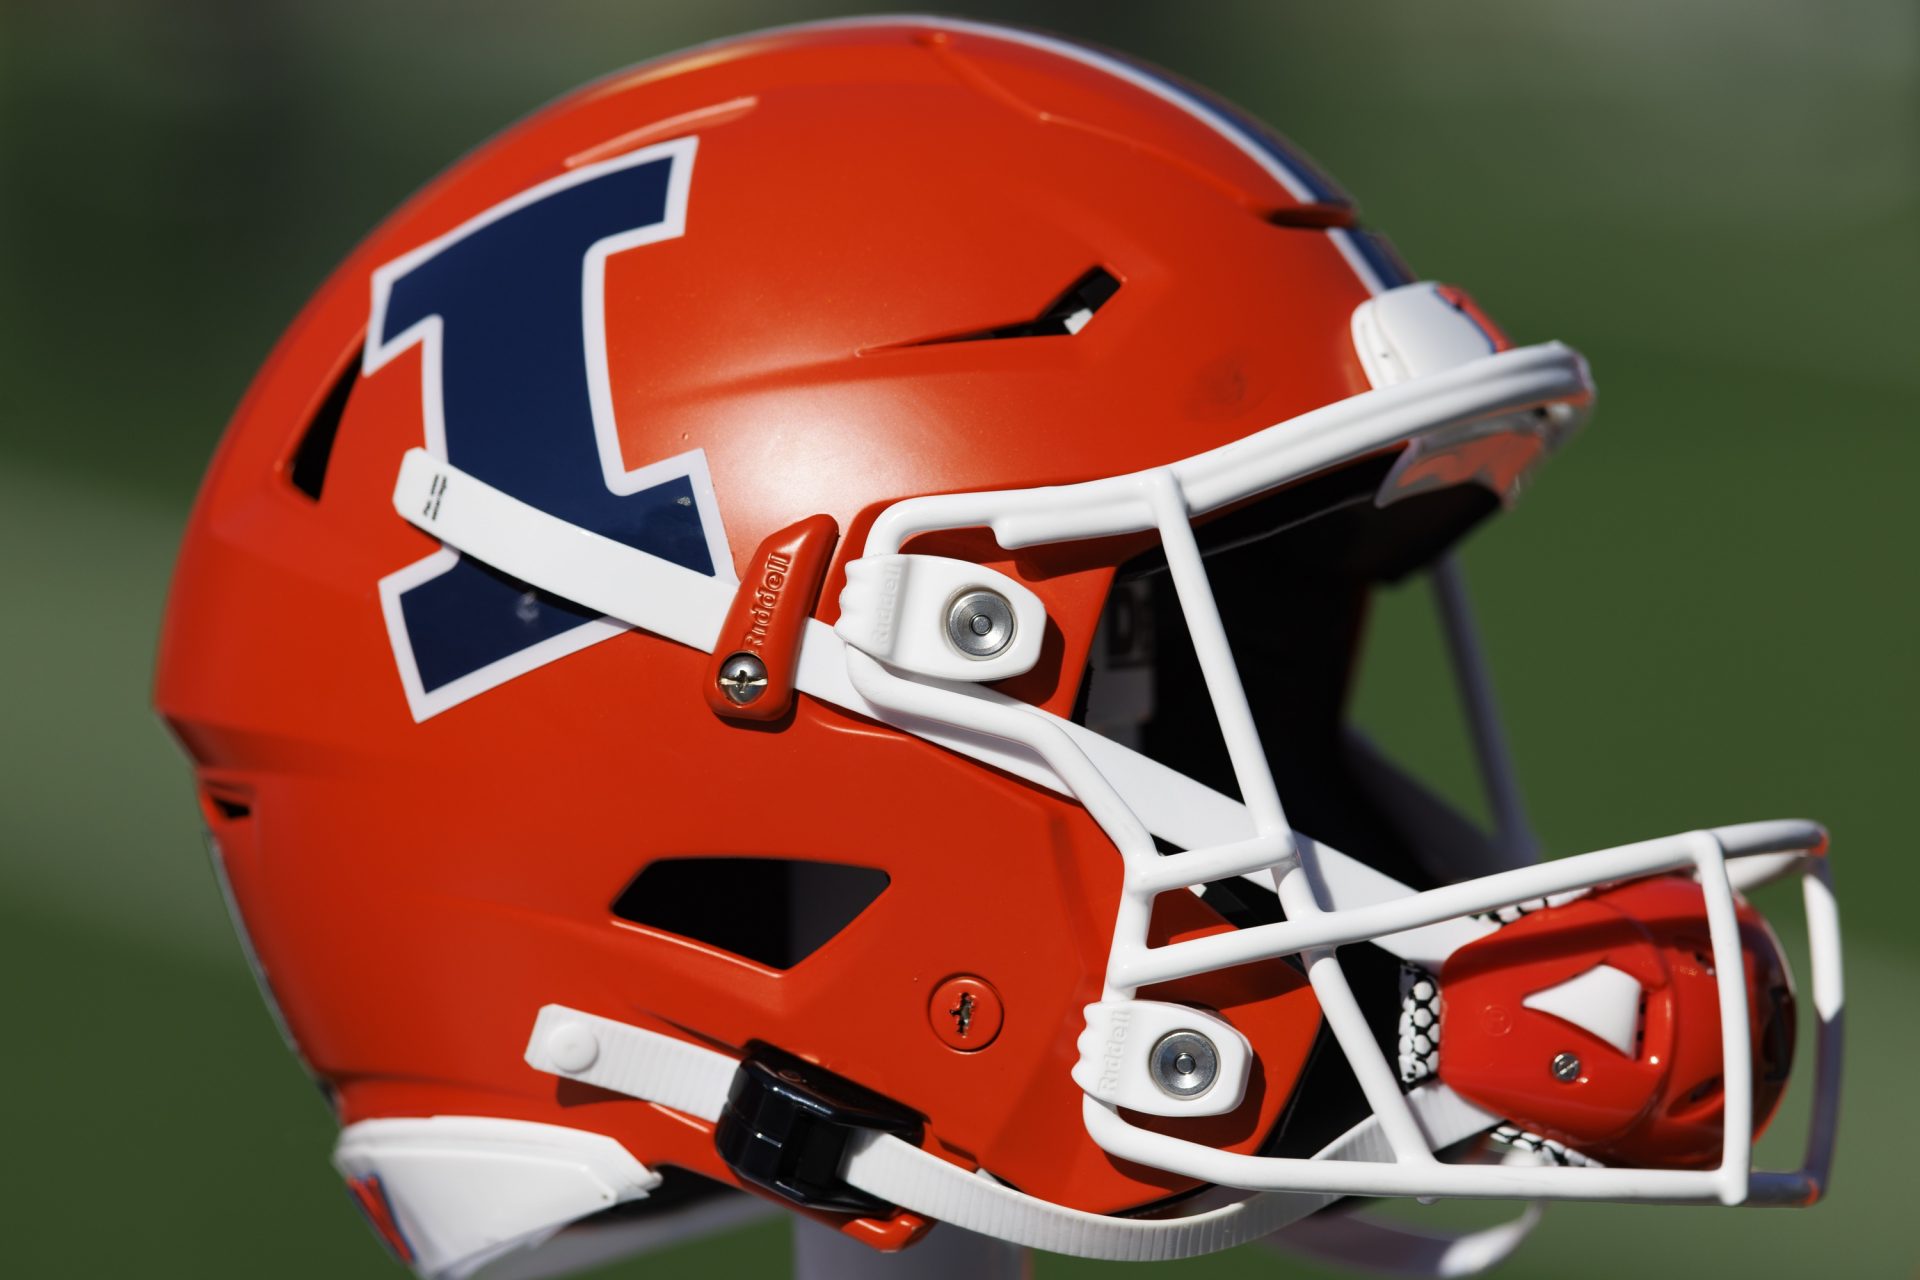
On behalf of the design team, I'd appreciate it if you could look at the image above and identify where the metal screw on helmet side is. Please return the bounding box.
[1149,1030,1219,1098]
[716,651,769,704]
[927,975,1004,1051]
[946,590,1015,658]
[1551,1051,1581,1082]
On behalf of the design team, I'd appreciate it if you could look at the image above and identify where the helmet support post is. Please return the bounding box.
[792,1219,1026,1280]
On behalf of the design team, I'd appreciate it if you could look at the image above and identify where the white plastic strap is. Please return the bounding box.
[524,1006,735,1122]
[523,1002,1522,1264]
[839,1129,1325,1262]
[395,449,733,655]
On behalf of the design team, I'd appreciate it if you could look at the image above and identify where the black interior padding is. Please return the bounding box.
[1113,467,1499,890]
[1259,942,1408,1159]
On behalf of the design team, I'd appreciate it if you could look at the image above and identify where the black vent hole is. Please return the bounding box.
[287,350,361,500]
[197,785,252,824]
[900,267,1121,346]
[612,858,889,971]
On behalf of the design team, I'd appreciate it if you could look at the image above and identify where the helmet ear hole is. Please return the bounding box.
[611,857,888,971]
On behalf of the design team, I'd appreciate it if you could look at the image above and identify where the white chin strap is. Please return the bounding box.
[519,1004,1530,1270]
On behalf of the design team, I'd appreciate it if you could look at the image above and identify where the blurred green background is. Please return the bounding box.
[2,0,1912,1276]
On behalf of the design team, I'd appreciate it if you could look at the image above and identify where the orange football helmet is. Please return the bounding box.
[155,17,1840,1278]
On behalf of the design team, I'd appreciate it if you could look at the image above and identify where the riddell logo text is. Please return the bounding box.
[739,550,793,649]
[1097,1008,1132,1094]
[870,560,904,651]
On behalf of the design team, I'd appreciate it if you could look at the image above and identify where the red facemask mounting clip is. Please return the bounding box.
[704,514,839,722]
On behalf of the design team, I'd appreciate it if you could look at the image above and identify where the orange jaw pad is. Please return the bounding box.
[1438,875,1796,1169]
[705,514,839,721]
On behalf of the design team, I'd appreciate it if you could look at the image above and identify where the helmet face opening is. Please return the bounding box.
[1069,459,1514,1157]
[1082,454,1504,892]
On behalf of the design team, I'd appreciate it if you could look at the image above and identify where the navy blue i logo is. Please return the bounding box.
[368,137,731,719]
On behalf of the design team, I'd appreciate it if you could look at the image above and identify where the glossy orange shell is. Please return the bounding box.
[155,19,1389,1234]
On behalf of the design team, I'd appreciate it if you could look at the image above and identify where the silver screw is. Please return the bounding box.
[947,590,1016,658]
[1150,1030,1218,1098]
[1550,1051,1581,1082]
[716,651,769,704]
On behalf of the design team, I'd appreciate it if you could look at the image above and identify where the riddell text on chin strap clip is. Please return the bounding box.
[705,514,839,722]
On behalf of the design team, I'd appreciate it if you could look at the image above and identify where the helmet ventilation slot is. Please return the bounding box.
[1263,202,1358,230]
[611,857,888,970]
[1669,1074,1724,1118]
[287,349,361,500]
[901,266,1120,345]
[197,783,253,824]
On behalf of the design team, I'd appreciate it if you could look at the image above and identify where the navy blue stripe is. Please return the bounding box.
[1348,229,1415,290]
